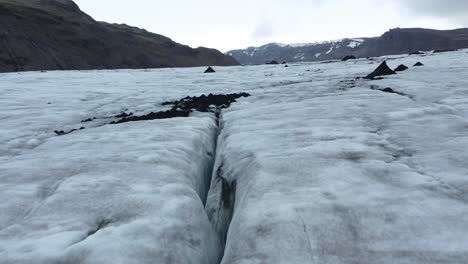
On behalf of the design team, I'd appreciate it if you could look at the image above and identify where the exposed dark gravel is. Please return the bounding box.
[112,93,251,124]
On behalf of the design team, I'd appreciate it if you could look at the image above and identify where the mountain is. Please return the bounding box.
[227,28,468,65]
[0,0,238,72]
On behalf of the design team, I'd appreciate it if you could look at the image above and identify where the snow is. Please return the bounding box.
[314,39,344,46]
[265,42,286,48]
[326,43,335,54]
[0,115,221,263]
[293,53,306,60]
[1,49,468,263]
[347,38,364,48]
[260,39,347,49]
[288,43,314,48]
[283,39,346,48]
[0,70,228,263]
[212,50,468,263]
[244,37,364,55]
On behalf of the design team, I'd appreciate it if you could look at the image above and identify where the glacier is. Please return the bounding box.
[1,50,468,263]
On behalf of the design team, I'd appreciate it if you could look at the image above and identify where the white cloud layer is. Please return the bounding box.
[74,0,467,51]
[397,0,468,24]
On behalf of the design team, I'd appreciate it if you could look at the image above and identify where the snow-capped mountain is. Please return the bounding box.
[227,28,468,64]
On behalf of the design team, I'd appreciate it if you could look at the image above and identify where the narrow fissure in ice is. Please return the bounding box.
[0,99,243,263]
[201,111,221,206]
[205,113,238,261]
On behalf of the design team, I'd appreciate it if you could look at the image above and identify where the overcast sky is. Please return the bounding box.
[74,0,468,52]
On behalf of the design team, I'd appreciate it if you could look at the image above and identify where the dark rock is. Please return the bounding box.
[434,49,456,53]
[54,130,66,135]
[165,92,251,113]
[409,51,424,55]
[371,85,406,96]
[81,117,97,122]
[115,112,133,118]
[414,62,424,66]
[382,88,398,93]
[365,61,396,79]
[282,61,287,64]
[266,60,279,65]
[204,66,216,73]
[342,55,356,61]
[54,127,85,136]
[111,109,191,124]
[394,64,408,72]
[161,100,177,106]
[112,92,251,124]
[55,92,251,134]
[284,64,289,68]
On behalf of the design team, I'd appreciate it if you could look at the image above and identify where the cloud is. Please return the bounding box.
[249,0,329,42]
[74,0,467,51]
[252,18,276,40]
[399,0,468,25]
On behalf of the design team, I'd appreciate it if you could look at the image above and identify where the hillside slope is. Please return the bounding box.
[0,0,238,72]
[228,28,468,64]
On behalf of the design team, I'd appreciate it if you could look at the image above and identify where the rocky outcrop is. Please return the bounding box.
[0,0,238,72]
[342,55,357,61]
[365,61,395,80]
[228,28,468,65]
[394,64,409,72]
[204,66,216,73]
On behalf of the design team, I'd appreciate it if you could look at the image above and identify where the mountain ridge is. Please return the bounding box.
[227,28,468,65]
[0,0,238,72]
